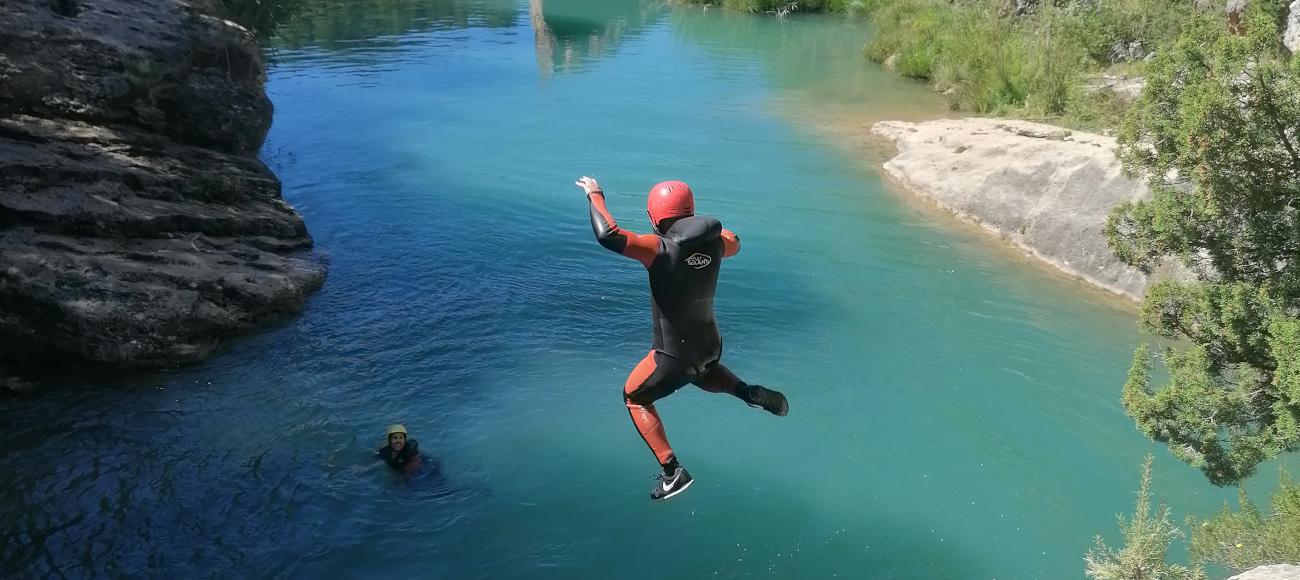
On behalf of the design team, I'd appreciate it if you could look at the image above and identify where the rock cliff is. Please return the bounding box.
[0,0,325,389]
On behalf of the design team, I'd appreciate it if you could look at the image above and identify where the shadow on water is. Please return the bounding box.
[500,443,1000,579]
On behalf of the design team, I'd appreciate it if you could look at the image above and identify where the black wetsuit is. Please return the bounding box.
[377,439,420,471]
[621,214,741,408]
[647,216,725,370]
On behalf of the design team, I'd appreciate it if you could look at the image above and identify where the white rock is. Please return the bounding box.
[1229,564,1300,580]
[1284,0,1300,54]
[871,118,1190,301]
[1083,74,1146,100]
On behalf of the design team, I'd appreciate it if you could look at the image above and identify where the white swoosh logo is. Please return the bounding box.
[662,474,678,491]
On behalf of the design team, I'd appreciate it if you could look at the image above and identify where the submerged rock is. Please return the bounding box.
[0,0,325,382]
[871,118,1189,302]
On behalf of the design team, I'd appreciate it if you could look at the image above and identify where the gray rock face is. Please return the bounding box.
[1228,0,1251,34]
[999,0,1040,17]
[1229,564,1300,580]
[871,118,1189,302]
[1284,1,1300,53]
[1109,40,1149,63]
[0,0,325,384]
[1083,74,1146,101]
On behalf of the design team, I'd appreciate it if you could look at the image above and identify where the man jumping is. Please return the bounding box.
[577,175,789,502]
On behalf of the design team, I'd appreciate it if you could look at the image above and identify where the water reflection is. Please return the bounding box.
[263,0,668,81]
[528,0,665,79]
[667,7,950,136]
[670,9,900,104]
[271,0,521,50]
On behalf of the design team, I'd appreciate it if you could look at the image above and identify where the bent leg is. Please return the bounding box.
[695,363,789,417]
[693,363,744,397]
[624,351,692,468]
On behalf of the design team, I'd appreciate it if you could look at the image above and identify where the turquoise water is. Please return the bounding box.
[3,1,1294,578]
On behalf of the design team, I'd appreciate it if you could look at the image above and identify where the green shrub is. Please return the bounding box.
[218,0,308,38]
[1189,472,1300,573]
[675,0,851,13]
[1084,459,1300,579]
[859,0,1211,125]
[1085,455,1207,580]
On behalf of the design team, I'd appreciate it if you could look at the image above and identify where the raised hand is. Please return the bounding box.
[575,176,603,195]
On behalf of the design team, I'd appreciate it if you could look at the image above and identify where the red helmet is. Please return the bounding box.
[646,180,695,227]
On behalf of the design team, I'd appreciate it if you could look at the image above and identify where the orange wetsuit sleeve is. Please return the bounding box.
[587,191,660,268]
[721,228,740,258]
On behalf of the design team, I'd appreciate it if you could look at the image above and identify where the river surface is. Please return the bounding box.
[2,1,1291,578]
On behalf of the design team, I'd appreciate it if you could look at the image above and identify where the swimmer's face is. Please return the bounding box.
[389,433,406,451]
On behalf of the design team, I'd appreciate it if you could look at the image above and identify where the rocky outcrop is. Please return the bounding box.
[871,118,1189,302]
[1229,564,1300,580]
[1228,0,1251,35]
[1284,1,1300,54]
[998,0,1040,17]
[0,0,325,386]
[1083,74,1146,101]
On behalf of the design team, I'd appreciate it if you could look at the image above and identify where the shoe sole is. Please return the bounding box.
[652,477,695,502]
[748,390,789,417]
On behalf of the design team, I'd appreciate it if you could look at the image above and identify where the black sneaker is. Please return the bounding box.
[742,385,789,417]
[650,466,694,502]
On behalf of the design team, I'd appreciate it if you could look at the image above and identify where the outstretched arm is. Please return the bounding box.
[721,228,740,258]
[577,176,660,268]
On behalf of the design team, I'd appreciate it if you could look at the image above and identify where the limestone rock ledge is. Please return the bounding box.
[871,117,1188,302]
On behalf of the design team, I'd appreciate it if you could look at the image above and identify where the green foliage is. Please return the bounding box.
[1084,460,1300,578]
[857,0,1197,126]
[1109,4,1300,486]
[864,0,1045,113]
[675,0,851,13]
[1189,471,1300,572]
[1051,0,1193,66]
[1085,455,1207,580]
[218,0,309,39]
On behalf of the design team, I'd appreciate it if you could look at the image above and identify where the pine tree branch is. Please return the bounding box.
[1250,66,1300,182]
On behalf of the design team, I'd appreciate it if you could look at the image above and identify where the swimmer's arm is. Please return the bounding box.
[721,228,740,258]
[403,454,422,476]
[579,176,659,268]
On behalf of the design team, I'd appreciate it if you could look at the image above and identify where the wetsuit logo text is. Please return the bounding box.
[685,253,712,269]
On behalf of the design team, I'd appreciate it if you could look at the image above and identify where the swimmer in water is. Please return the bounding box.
[376,423,422,475]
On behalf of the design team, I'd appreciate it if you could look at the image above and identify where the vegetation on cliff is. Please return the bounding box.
[860,0,1196,128]
[1087,460,1300,580]
[1109,5,1300,489]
